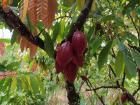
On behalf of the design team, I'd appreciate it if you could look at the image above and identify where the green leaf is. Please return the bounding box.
[0,64,6,71]
[101,15,115,23]
[21,75,30,91]
[114,51,125,77]
[44,32,55,58]
[131,50,140,68]
[52,22,60,43]
[11,78,17,91]
[11,31,18,45]
[122,32,138,45]
[37,22,55,58]
[63,0,75,6]
[30,75,39,94]
[101,15,124,26]
[123,50,137,79]
[98,41,113,70]
[36,76,45,96]
[135,7,140,15]
[17,77,22,91]
[6,62,20,70]
[92,37,104,54]
[114,16,124,27]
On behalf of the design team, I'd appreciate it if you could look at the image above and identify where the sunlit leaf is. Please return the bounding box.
[98,40,113,70]
[114,51,125,77]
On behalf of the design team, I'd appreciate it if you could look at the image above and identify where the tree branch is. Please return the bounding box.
[66,82,80,105]
[121,70,126,87]
[86,85,120,91]
[67,0,94,40]
[85,81,105,105]
[0,7,45,50]
[65,0,94,104]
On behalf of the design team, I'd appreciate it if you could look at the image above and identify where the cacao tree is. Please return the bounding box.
[0,0,140,105]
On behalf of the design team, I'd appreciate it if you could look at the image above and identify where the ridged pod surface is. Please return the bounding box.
[56,41,73,68]
[72,30,87,55]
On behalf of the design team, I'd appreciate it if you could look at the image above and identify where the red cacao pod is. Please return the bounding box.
[56,41,73,67]
[63,62,78,83]
[72,30,87,55]
[72,55,84,67]
[121,93,127,103]
[55,60,63,73]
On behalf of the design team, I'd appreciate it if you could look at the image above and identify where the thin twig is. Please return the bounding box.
[85,81,105,105]
[122,70,126,87]
[109,65,120,86]
[86,85,120,91]
[133,68,140,96]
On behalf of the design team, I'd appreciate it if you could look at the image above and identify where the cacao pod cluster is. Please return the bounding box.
[55,30,87,83]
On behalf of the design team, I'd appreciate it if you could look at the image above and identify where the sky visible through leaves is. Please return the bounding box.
[0,29,12,38]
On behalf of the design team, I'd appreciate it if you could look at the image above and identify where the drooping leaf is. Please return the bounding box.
[28,41,37,58]
[44,31,55,58]
[20,0,57,29]
[114,51,125,77]
[76,0,96,11]
[101,15,124,26]
[37,0,57,28]
[11,77,17,91]
[37,23,54,58]
[76,0,85,10]
[131,50,140,68]
[2,0,8,9]
[92,36,103,54]
[123,50,137,79]
[19,36,28,52]
[98,41,113,70]
[27,0,38,26]
[52,22,60,43]
[20,0,29,22]
[18,36,37,58]
[0,64,6,71]
[30,74,39,94]
[11,30,18,45]
[63,0,75,6]
[122,32,138,45]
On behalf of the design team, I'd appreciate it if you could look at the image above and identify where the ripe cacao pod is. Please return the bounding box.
[121,93,127,103]
[72,30,87,55]
[72,55,84,67]
[56,41,73,68]
[55,60,63,73]
[63,62,78,83]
